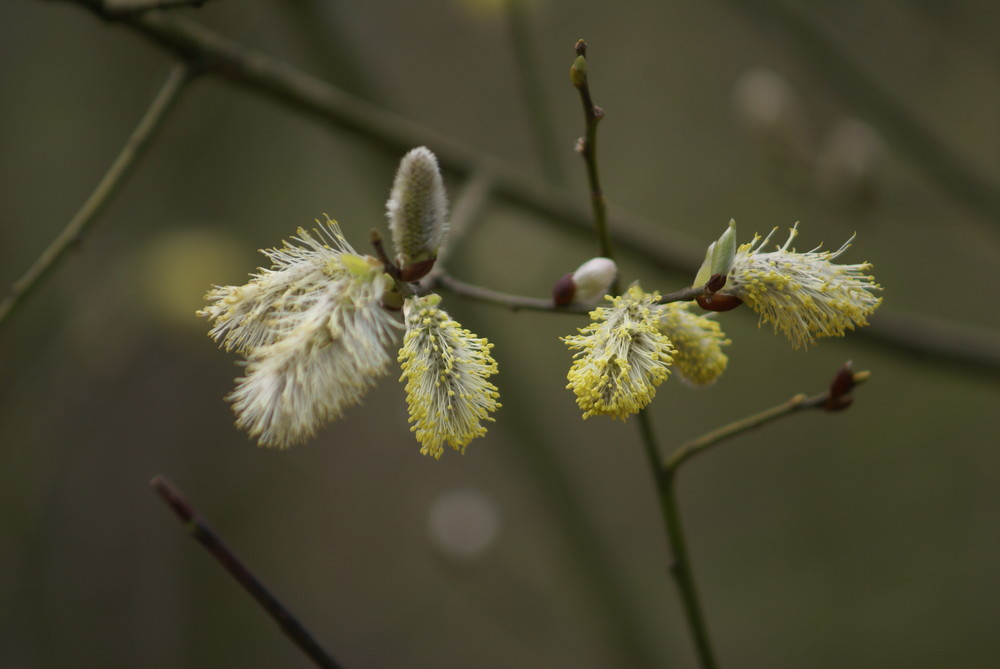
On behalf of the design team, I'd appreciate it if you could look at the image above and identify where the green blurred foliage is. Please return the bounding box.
[1,1,998,668]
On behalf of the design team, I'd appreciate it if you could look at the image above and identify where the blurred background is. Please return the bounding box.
[2,1,999,667]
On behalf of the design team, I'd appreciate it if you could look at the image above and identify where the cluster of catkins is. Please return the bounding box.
[200,148,882,457]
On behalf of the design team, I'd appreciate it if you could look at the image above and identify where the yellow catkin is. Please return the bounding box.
[657,302,730,386]
[723,224,882,349]
[562,284,675,420]
[398,297,501,459]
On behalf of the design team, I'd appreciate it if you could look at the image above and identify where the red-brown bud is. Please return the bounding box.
[829,361,855,398]
[695,293,743,312]
[552,273,576,307]
[399,257,437,282]
[824,396,854,411]
[704,272,727,294]
[824,361,863,411]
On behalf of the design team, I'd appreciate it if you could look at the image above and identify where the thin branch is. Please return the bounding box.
[435,273,709,314]
[569,38,719,667]
[151,476,344,669]
[0,62,191,328]
[434,272,585,313]
[640,410,719,669]
[571,40,615,268]
[54,0,705,272]
[368,230,403,284]
[642,364,867,669]
[43,0,1000,377]
[664,366,868,473]
[660,284,711,304]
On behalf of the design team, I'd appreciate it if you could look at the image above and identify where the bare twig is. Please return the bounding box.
[638,413,719,669]
[435,272,584,313]
[571,40,615,270]
[0,62,191,328]
[665,364,869,473]
[151,476,344,669]
[569,39,720,668]
[642,364,867,669]
[569,36,723,665]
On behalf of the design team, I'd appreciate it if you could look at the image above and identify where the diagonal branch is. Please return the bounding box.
[54,0,705,272]
[664,364,868,474]
[0,61,192,327]
[151,476,344,669]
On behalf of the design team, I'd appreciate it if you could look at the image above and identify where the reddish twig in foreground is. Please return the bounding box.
[151,476,343,669]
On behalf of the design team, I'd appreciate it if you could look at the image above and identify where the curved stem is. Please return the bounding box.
[667,392,812,471]
[664,378,854,472]
[0,62,192,328]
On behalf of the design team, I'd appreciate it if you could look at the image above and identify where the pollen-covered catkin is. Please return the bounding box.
[563,284,675,420]
[398,295,501,459]
[721,223,882,348]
